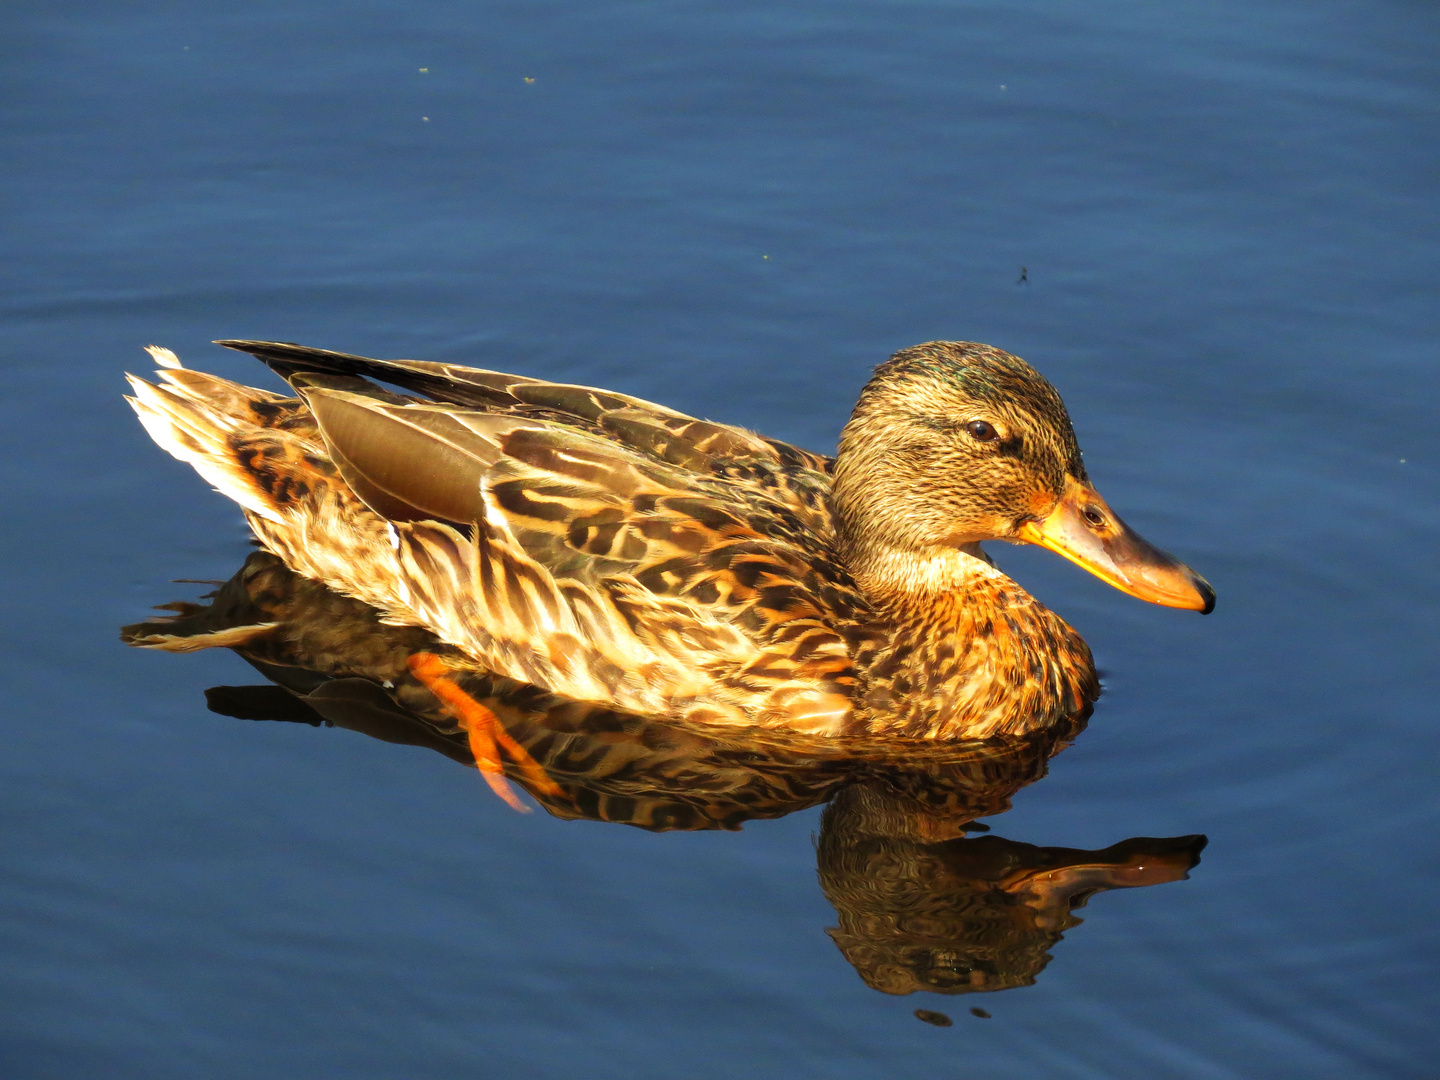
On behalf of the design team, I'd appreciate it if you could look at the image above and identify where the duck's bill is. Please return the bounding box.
[1016,479,1215,613]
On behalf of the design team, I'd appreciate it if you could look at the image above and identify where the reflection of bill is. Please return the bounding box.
[123,549,1204,1000]
[819,783,1204,995]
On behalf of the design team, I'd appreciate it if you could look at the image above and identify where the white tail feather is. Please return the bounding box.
[127,623,280,652]
[145,345,184,370]
[125,368,286,524]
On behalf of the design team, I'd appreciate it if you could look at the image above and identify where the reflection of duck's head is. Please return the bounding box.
[818,783,1205,995]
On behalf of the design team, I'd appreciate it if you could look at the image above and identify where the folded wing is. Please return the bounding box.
[129,347,860,731]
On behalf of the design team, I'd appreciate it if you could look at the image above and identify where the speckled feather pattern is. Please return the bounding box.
[123,551,1085,830]
[125,340,1099,739]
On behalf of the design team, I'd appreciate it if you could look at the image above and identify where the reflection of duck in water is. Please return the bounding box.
[818,784,1204,996]
[125,339,1211,794]
[124,553,1204,1000]
[124,551,1080,824]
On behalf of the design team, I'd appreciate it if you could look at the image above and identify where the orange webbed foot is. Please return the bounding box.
[406,652,566,812]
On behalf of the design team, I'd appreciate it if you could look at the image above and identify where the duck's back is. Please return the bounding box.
[225,339,838,532]
[128,342,868,733]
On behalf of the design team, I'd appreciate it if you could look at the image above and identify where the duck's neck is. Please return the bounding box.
[845,540,998,608]
[843,539,1098,739]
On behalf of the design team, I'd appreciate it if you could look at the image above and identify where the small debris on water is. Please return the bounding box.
[970,1007,992,1019]
[914,1009,952,1027]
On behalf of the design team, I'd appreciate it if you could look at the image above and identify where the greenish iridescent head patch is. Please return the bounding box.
[859,341,1084,480]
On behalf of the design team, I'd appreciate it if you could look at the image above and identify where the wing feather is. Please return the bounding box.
[135,345,862,730]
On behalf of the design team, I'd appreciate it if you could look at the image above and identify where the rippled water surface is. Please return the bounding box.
[3,2,1438,1077]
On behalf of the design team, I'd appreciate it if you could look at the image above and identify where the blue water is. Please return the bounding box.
[3,1,1438,1077]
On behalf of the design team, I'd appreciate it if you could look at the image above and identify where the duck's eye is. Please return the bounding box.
[964,420,999,443]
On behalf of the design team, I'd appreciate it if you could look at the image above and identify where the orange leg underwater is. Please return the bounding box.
[406,652,565,812]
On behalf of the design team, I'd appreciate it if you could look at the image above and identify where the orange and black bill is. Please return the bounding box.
[1016,478,1215,613]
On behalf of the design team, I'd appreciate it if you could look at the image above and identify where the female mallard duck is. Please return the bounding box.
[126,339,1211,756]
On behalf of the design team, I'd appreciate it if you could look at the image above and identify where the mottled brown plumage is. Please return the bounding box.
[126,338,1210,740]
[121,550,1083,829]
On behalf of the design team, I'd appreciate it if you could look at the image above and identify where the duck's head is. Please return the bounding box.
[832,341,1213,613]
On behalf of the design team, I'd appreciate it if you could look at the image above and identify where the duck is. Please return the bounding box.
[125,338,1212,774]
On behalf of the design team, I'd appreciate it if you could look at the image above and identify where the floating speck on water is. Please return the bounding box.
[524,76,536,83]
[422,116,430,123]
[419,67,428,73]
[970,1007,992,1019]
[914,1009,952,1027]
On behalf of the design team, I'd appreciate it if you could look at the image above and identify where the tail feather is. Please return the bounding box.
[145,345,184,370]
[124,622,280,652]
[217,338,528,408]
[125,360,288,524]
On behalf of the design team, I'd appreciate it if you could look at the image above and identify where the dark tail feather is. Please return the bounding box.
[216,339,521,408]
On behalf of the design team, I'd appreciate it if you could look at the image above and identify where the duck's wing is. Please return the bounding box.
[218,339,835,533]
[286,378,858,726]
[128,351,860,731]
